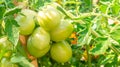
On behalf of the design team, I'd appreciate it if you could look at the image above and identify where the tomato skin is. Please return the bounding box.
[0,36,13,58]
[0,36,11,48]
[37,5,61,32]
[50,20,74,42]
[15,9,36,35]
[27,27,50,58]
[50,41,72,63]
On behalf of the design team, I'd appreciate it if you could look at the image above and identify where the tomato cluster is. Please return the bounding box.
[15,4,74,63]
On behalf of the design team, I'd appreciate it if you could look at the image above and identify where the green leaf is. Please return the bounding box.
[4,7,21,16]
[78,29,88,46]
[4,16,19,47]
[16,41,27,57]
[110,25,120,41]
[84,0,92,6]
[28,0,44,10]
[0,4,6,20]
[84,0,92,10]
[90,37,109,55]
[100,54,115,65]
[111,3,120,15]
[77,22,92,46]
[99,4,108,13]
[0,0,4,4]
[11,56,34,67]
[4,0,15,8]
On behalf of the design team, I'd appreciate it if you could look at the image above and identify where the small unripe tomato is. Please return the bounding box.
[50,41,72,63]
[15,9,36,35]
[0,36,13,58]
[50,20,74,42]
[27,27,50,58]
[37,5,62,32]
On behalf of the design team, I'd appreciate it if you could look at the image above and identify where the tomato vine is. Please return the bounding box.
[0,0,120,67]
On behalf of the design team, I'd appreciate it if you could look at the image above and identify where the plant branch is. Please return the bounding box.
[91,29,101,37]
[86,44,92,67]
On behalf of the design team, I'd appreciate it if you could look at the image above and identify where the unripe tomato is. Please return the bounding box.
[0,36,12,58]
[0,58,18,67]
[50,20,74,42]
[3,51,12,58]
[37,5,61,32]
[50,41,72,63]
[15,9,36,35]
[27,27,50,58]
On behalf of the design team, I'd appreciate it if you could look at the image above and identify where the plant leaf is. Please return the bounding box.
[0,4,6,20]
[110,25,120,41]
[90,37,109,55]
[4,7,21,16]
[4,16,19,46]
[99,4,108,13]
[11,55,34,67]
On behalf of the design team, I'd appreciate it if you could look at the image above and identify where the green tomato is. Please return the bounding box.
[0,36,11,48]
[37,5,61,32]
[0,58,18,67]
[0,36,12,58]
[15,9,36,35]
[50,41,72,63]
[27,27,50,58]
[3,50,12,58]
[50,20,74,42]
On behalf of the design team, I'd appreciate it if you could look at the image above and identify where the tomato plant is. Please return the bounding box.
[1,0,120,67]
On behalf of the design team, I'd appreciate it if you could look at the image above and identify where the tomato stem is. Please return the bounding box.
[109,45,120,55]
[86,44,92,67]
[91,29,101,37]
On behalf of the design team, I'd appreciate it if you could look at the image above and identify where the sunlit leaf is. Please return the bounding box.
[110,25,120,41]
[99,4,108,13]
[90,37,109,55]
[111,3,120,15]
[4,7,21,16]
[11,56,34,67]
[0,4,6,20]
[4,16,19,47]
[4,0,15,8]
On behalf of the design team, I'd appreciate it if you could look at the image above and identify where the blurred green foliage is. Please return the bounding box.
[0,0,120,67]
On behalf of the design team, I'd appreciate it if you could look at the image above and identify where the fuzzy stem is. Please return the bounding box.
[86,44,92,67]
